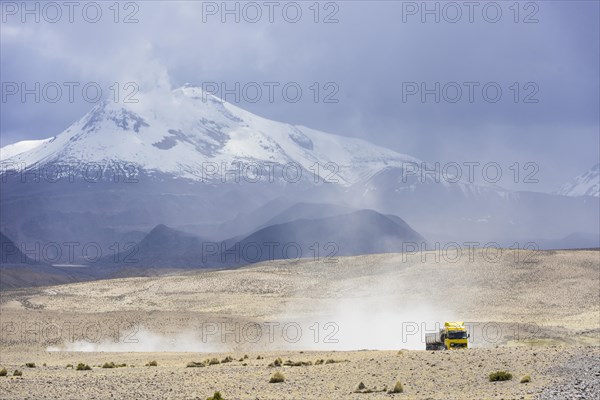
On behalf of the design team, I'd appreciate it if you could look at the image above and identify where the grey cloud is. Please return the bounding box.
[1,0,598,191]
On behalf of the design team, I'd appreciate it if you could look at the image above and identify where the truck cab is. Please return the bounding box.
[442,321,469,349]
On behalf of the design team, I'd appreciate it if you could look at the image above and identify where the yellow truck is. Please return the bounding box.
[425,321,469,350]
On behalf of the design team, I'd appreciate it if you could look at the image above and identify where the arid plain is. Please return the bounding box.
[1,249,598,399]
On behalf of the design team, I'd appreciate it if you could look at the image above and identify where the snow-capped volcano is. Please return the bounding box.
[555,164,600,198]
[0,85,418,186]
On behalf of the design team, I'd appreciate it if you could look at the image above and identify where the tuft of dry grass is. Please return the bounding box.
[186,361,205,368]
[489,371,512,382]
[325,359,349,364]
[269,371,285,383]
[390,380,404,393]
[76,363,91,371]
[520,375,531,383]
[283,359,312,367]
[268,357,283,367]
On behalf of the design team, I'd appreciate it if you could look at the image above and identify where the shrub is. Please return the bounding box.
[13,370,23,376]
[520,375,531,383]
[186,361,205,368]
[145,361,158,367]
[489,371,512,382]
[102,362,116,369]
[355,382,394,394]
[0,368,7,376]
[43,363,46,367]
[390,381,404,393]
[315,359,324,365]
[256,355,263,360]
[268,358,283,367]
[221,356,234,363]
[324,359,348,364]
[76,363,91,371]
[208,358,220,366]
[283,360,312,367]
[207,392,224,400]
[269,371,285,383]
[355,382,376,393]
[25,363,36,368]
[65,364,73,369]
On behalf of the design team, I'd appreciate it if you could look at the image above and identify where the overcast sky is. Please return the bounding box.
[1,0,598,192]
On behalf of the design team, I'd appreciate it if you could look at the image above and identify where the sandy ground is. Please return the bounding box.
[0,249,599,399]
[0,347,599,399]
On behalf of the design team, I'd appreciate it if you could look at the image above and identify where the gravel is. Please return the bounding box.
[536,353,600,400]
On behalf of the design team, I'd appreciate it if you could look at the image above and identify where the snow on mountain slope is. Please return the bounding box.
[0,85,418,186]
[555,164,600,197]
[0,138,54,161]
